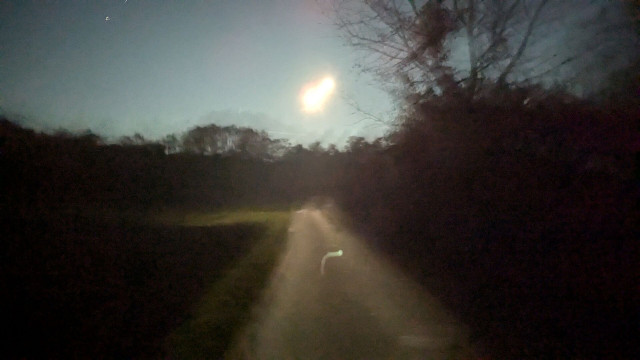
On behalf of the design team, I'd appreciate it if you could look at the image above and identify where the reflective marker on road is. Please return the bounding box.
[320,249,343,275]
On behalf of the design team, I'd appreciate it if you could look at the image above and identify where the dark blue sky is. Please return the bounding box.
[0,0,391,145]
[0,1,637,145]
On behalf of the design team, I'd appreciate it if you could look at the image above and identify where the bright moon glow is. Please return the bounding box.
[300,76,336,113]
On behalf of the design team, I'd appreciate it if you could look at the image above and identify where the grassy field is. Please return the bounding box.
[161,209,291,359]
[3,206,291,359]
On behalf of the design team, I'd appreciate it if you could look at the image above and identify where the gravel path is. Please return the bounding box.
[234,208,476,359]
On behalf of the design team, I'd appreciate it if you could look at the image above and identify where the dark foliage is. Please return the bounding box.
[336,89,639,358]
[0,118,337,212]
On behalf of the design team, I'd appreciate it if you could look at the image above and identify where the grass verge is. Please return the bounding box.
[164,209,291,359]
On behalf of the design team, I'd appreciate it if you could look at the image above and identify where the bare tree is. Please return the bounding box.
[332,0,636,98]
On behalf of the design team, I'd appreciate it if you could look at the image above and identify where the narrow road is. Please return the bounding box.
[234,207,475,359]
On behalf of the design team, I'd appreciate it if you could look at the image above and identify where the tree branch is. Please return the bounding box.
[497,0,548,85]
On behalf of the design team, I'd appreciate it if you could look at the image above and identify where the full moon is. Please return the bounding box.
[300,76,336,113]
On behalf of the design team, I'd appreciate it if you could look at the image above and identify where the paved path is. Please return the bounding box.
[234,207,475,359]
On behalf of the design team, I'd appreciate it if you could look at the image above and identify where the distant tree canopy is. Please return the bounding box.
[176,124,288,160]
[0,117,347,211]
[119,133,147,146]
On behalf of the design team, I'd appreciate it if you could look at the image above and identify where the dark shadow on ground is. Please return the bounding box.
[2,212,263,359]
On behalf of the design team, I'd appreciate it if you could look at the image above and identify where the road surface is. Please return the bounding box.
[233,207,475,359]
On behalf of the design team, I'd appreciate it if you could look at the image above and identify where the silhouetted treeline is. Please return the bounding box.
[334,87,639,358]
[0,118,344,215]
[2,121,163,214]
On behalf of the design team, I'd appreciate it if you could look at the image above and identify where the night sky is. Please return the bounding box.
[0,0,392,145]
[0,0,637,145]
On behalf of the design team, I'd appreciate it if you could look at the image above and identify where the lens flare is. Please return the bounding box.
[300,76,336,113]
